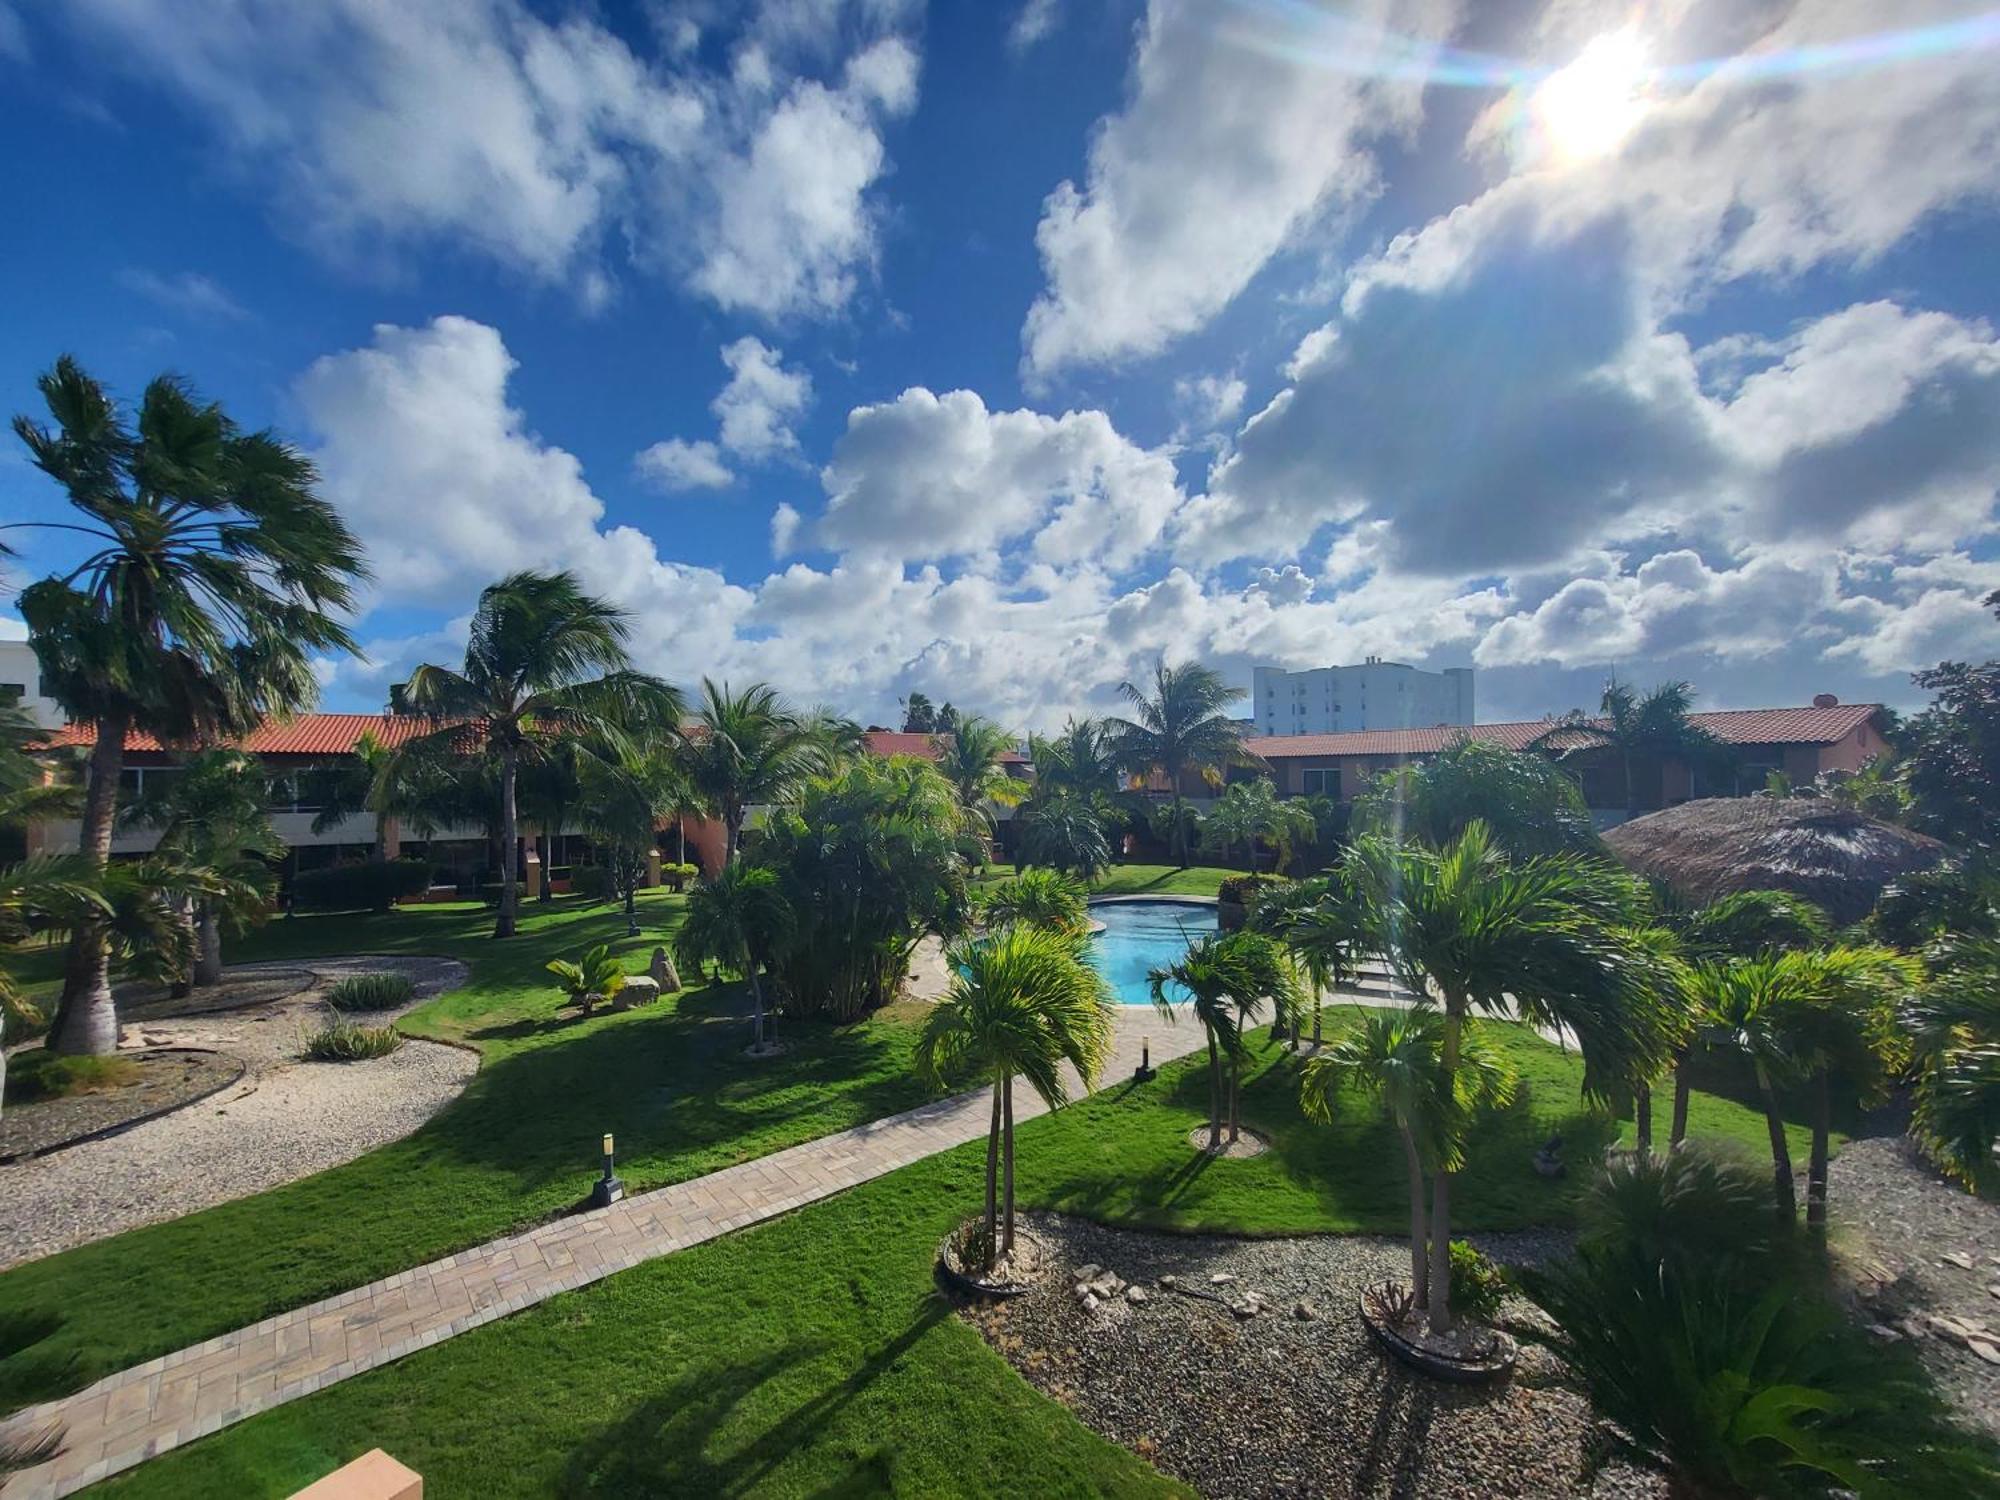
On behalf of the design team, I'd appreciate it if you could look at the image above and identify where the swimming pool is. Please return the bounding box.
[1087,899,1216,1005]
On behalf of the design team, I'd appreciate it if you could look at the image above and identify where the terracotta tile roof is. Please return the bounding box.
[39,713,450,756]
[1248,703,1882,759]
[860,730,1030,764]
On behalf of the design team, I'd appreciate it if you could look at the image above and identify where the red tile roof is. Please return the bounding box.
[1247,703,1882,759]
[39,714,449,756]
[861,730,1030,764]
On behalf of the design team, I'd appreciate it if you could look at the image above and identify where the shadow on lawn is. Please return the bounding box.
[558,1301,950,1496]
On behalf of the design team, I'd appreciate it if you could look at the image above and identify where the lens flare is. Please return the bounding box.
[1533,30,1650,163]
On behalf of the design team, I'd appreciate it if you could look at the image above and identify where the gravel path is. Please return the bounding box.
[0,957,474,1269]
[1830,1132,2000,1434]
[963,1213,1664,1500]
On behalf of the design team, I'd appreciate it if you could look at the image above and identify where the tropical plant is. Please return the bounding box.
[1300,1007,1514,1311]
[1028,716,1125,803]
[516,737,589,906]
[935,716,1028,840]
[681,679,827,864]
[1351,737,1601,859]
[1149,930,1301,1147]
[546,943,627,1016]
[394,571,681,939]
[759,756,974,1022]
[121,749,281,986]
[1673,888,1834,962]
[303,1021,403,1062]
[981,867,1088,937]
[574,741,684,936]
[1016,788,1114,880]
[1199,778,1317,873]
[325,973,415,1012]
[1351,821,1673,1331]
[1250,866,1370,1047]
[1518,1148,1999,1499]
[915,923,1116,1270]
[7,357,367,1053]
[1902,939,2000,1193]
[677,864,794,1050]
[1447,1241,1508,1323]
[1899,593,2000,854]
[1870,863,2000,951]
[0,855,108,1118]
[1542,678,1726,819]
[1107,659,1247,869]
[301,730,442,865]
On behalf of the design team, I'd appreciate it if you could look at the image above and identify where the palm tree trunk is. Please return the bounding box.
[1400,1126,1430,1309]
[495,747,520,939]
[747,966,767,1048]
[1206,1030,1222,1149]
[983,1080,1002,1271]
[1172,785,1188,869]
[1002,1074,1016,1258]
[1228,1053,1241,1143]
[624,877,639,937]
[1311,1009,1323,1049]
[1623,751,1637,820]
[193,906,223,988]
[1634,1079,1653,1160]
[1806,1068,1831,1234]
[1429,1002,1464,1335]
[1754,1060,1796,1222]
[1670,1052,1692,1147]
[537,832,553,904]
[51,709,129,1056]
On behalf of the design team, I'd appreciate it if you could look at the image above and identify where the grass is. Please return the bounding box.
[2,1053,141,1104]
[96,1012,1803,1499]
[0,892,938,1408]
[977,861,1235,899]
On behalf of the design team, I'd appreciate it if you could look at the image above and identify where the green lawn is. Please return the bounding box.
[0,893,938,1409]
[93,1013,1802,1498]
[977,861,1234,898]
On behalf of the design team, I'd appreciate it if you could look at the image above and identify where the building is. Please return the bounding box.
[1251,658,1473,736]
[0,639,63,726]
[1246,697,1887,827]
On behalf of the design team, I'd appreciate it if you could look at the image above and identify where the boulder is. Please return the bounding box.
[619,976,662,1009]
[650,947,682,993]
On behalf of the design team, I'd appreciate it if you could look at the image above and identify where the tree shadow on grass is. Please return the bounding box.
[558,1301,949,1497]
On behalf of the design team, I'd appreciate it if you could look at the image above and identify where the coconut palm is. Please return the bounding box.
[573,742,685,935]
[1251,863,1370,1047]
[1903,939,2000,1193]
[936,716,1028,834]
[1029,716,1125,803]
[121,749,281,986]
[1302,1008,1514,1310]
[677,864,794,1050]
[1352,736,1601,859]
[681,680,827,864]
[7,358,366,1053]
[394,571,681,939]
[301,730,442,865]
[915,923,1116,1268]
[1575,678,1726,820]
[1016,789,1114,880]
[1149,930,1301,1147]
[1200,778,1317,873]
[1107,660,1247,869]
[1352,821,1673,1332]
[981,867,1088,938]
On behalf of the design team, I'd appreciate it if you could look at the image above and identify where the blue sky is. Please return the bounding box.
[2,0,1997,731]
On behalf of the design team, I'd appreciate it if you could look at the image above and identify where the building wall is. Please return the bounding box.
[0,640,63,727]
[1251,660,1473,737]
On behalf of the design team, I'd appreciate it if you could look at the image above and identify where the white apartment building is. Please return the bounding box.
[1251,658,1474,736]
[0,638,62,726]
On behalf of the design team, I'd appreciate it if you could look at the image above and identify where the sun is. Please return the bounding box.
[1532,30,1651,163]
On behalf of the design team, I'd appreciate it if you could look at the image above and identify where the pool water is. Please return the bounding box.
[1087,900,1216,1005]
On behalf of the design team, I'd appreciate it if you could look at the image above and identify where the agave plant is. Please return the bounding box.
[546,944,627,1016]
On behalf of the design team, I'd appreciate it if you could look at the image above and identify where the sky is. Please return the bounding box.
[1,0,1997,732]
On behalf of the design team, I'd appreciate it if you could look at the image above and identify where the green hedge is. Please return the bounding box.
[290,859,436,914]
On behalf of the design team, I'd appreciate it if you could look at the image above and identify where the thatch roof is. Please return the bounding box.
[1603,797,1949,924]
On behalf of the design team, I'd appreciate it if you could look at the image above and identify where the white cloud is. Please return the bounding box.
[816,387,1184,569]
[712,336,811,460]
[770,501,803,556]
[116,268,248,321]
[635,438,733,492]
[1008,0,1060,53]
[62,0,918,321]
[1021,0,1457,377]
[1173,372,1246,434]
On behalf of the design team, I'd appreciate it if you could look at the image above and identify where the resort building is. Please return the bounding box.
[0,638,62,726]
[1250,659,1473,736]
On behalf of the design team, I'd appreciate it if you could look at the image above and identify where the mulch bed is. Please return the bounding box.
[115,967,318,1022]
[0,1049,245,1161]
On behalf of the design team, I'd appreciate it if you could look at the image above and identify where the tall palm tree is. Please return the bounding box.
[1029,716,1124,803]
[574,741,686,935]
[681,680,826,864]
[1352,822,1672,1332]
[302,730,438,865]
[1255,862,1371,1047]
[677,863,795,1049]
[7,358,366,1054]
[1687,958,1805,1222]
[1352,736,1601,859]
[394,571,681,939]
[1149,930,1300,1147]
[1301,1008,1514,1311]
[935,716,1028,844]
[916,923,1116,1268]
[1107,660,1247,869]
[122,748,281,986]
[1542,679,1725,820]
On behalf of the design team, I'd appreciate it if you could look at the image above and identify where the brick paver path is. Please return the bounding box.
[0,1009,1207,1498]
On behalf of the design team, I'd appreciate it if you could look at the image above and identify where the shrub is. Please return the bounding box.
[569,865,611,902]
[1217,873,1272,908]
[546,944,626,1014]
[325,973,415,1012]
[303,1022,403,1061]
[7,1052,140,1103]
[290,859,435,914]
[982,867,1088,936]
[661,862,699,892]
[1447,1241,1509,1324]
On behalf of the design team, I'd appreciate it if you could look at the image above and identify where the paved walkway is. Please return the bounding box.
[0,1008,1207,1498]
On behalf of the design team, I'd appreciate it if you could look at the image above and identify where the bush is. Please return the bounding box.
[7,1051,140,1103]
[569,865,611,902]
[290,859,435,914]
[661,861,699,892]
[982,867,1088,936]
[325,973,415,1012]
[546,944,626,1014]
[1217,873,1272,907]
[1447,1241,1509,1324]
[303,1022,403,1061]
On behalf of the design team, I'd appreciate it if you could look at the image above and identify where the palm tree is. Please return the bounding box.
[575,742,685,935]
[1301,1008,1514,1311]
[916,923,1116,1268]
[1255,862,1372,1047]
[1353,822,1673,1332]
[394,571,681,939]
[7,357,366,1054]
[981,867,1088,937]
[936,716,1029,837]
[1107,660,1247,869]
[121,748,281,986]
[1904,938,2000,1193]
[1199,778,1317,872]
[1028,716,1124,803]
[517,738,589,905]
[677,864,794,1049]
[681,680,827,864]
[1149,930,1300,1147]
[0,856,107,1119]
[1352,737,1601,859]
[1016,789,1114,880]
[1687,958,1803,1222]
[1544,679,1725,820]
[302,730,433,864]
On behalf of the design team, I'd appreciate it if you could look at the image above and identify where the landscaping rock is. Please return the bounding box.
[618,976,661,1009]
[1073,1263,1102,1283]
[1125,1286,1149,1306]
[1943,1251,1976,1270]
[649,948,681,994]
[1293,1300,1318,1321]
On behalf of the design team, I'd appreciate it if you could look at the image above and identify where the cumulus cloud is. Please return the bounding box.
[1022,0,1457,377]
[1008,0,1060,54]
[712,336,812,460]
[61,0,917,320]
[635,437,733,492]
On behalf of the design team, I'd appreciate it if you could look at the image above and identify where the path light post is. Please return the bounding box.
[1135,1035,1155,1082]
[591,1131,624,1208]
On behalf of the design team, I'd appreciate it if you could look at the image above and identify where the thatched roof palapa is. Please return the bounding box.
[1603,797,1950,925]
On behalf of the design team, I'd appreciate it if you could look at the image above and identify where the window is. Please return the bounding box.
[0,684,22,706]
[1301,767,1339,795]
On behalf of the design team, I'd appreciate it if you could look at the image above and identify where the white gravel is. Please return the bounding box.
[0,957,474,1269]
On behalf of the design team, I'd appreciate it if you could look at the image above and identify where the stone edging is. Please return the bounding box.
[1357,1289,1518,1384]
[1086,893,1221,906]
[0,1049,249,1166]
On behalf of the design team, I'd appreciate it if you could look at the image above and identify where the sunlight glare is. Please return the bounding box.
[1532,30,1650,163]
